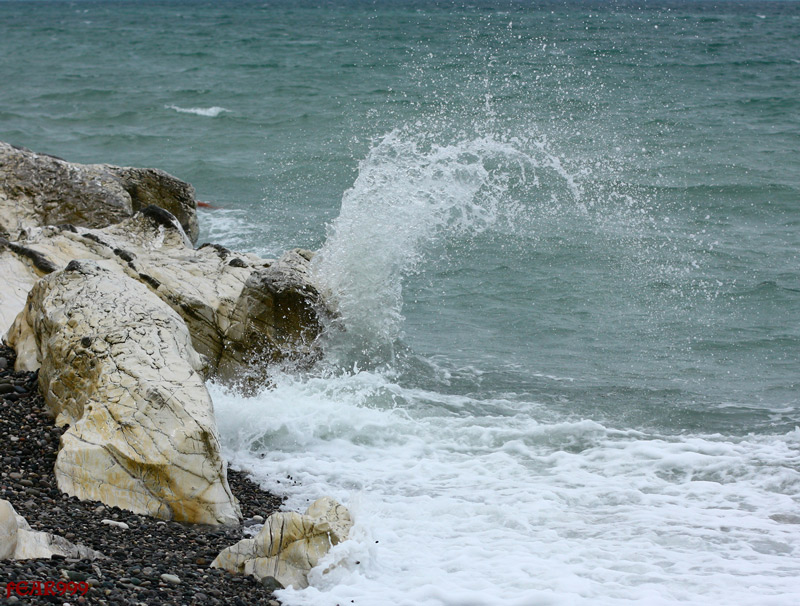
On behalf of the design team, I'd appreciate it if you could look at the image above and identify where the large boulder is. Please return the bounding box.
[212,497,352,589]
[0,141,199,243]
[1,210,325,381]
[0,499,103,560]
[7,260,240,525]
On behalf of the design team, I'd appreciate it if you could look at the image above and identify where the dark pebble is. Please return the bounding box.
[0,344,286,606]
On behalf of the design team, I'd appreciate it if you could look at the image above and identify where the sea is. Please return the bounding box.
[1,1,799,604]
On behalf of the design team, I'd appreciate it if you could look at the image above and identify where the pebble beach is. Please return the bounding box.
[0,345,284,606]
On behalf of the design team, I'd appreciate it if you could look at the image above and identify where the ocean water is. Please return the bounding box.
[2,1,799,604]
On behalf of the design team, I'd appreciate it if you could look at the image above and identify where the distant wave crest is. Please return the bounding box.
[166,105,230,117]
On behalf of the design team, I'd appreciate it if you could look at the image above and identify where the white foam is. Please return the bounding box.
[165,104,230,117]
[211,375,800,606]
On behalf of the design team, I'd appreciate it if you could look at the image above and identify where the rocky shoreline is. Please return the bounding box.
[0,344,284,605]
[1,140,354,600]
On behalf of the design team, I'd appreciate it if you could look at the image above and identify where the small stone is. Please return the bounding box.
[141,567,154,576]
[101,519,129,529]
[260,576,284,592]
[160,573,181,585]
[9,472,22,480]
[0,358,8,369]
[67,570,89,582]
[94,505,105,514]
[0,383,15,394]
[268,601,280,606]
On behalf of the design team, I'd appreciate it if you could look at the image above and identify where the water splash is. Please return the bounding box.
[311,128,580,353]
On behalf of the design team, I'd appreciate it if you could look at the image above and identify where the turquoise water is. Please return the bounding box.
[2,1,800,604]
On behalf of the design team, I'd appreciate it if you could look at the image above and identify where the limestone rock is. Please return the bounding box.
[7,260,240,524]
[212,497,352,589]
[0,499,103,560]
[0,241,34,339]
[0,141,198,243]
[0,499,17,559]
[216,248,325,382]
[1,212,326,379]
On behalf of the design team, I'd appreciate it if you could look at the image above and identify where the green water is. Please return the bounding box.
[2,2,799,603]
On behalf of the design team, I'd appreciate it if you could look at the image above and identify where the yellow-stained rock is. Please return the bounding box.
[1,210,326,381]
[212,497,352,589]
[7,260,240,525]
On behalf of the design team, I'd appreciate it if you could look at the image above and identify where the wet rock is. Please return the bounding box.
[212,497,352,589]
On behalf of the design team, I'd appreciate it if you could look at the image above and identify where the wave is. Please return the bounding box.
[210,373,800,606]
[310,128,580,356]
[165,105,230,117]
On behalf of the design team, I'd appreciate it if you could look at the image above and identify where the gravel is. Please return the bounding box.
[0,345,284,606]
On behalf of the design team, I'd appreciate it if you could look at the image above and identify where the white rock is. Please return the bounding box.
[160,573,181,585]
[1,213,325,380]
[0,500,19,559]
[0,499,103,560]
[100,519,130,530]
[7,261,240,525]
[0,248,34,339]
[212,497,352,589]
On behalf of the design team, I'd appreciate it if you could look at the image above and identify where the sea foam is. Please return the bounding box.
[166,104,230,117]
[211,372,800,606]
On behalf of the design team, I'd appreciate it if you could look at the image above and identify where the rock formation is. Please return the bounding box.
[0,141,199,243]
[212,497,352,589]
[7,260,240,525]
[1,210,325,381]
[0,499,103,560]
[0,138,344,559]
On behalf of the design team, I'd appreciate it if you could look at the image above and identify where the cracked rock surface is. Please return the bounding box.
[0,140,199,243]
[0,346,284,605]
[212,497,352,589]
[1,210,325,383]
[6,260,240,525]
